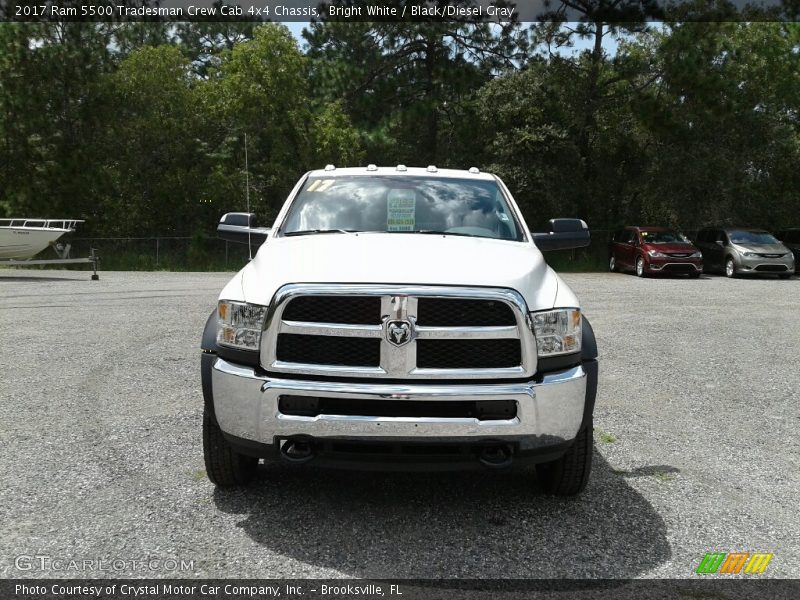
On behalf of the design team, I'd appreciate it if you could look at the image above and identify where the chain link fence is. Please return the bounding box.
[64,236,253,271]
[10,230,619,272]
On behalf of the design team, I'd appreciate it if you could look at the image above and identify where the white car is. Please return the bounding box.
[201,165,598,495]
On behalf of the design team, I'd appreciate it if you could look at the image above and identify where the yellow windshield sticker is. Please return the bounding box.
[307,179,335,192]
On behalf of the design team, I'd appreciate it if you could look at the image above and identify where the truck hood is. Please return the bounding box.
[232,233,569,311]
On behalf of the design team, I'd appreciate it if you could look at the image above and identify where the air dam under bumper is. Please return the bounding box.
[211,358,587,452]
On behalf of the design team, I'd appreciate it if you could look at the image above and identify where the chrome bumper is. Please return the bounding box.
[211,358,587,450]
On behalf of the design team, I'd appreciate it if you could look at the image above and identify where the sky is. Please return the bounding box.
[283,21,620,55]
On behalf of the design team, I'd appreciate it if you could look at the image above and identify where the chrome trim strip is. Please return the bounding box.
[276,414,520,427]
[651,262,702,271]
[280,321,383,337]
[260,284,537,379]
[415,325,519,339]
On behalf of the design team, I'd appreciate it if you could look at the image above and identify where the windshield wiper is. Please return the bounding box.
[387,230,480,239]
[283,229,359,237]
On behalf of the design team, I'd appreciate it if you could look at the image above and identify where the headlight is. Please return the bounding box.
[217,300,267,351]
[647,249,666,258]
[690,251,702,258]
[530,308,582,356]
[743,252,758,257]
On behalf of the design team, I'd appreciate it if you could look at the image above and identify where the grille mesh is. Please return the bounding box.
[282,296,381,324]
[276,334,380,366]
[417,339,521,369]
[416,298,516,326]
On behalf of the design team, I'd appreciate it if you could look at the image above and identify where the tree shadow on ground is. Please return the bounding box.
[213,446,671,578]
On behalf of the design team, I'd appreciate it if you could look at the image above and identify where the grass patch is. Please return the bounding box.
[654,471,676,482]
[189,469,207,481]
[544,252,608,273]
[595,428,617,444]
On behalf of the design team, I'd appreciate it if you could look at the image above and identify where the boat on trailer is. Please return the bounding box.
[0,219,99,280]
[0,219,84,259]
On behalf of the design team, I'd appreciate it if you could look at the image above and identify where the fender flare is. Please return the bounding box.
[201,309,218,417]
[581,316,598,429]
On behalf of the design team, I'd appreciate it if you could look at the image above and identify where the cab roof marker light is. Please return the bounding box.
[468,167,480,174]
[324,164,336,171]
[427,165,438,172]
[366,164,378,171]
[396,164,407,171]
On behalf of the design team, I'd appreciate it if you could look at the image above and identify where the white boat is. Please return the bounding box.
[0,219,83,260]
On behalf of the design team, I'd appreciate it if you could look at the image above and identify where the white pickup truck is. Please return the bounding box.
[201,166,598,495]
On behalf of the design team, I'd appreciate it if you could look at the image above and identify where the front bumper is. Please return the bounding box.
[734,253,794,274]
[211,358,587,452]
[645,256,703,273]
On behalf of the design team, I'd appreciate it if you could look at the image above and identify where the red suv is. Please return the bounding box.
[609,226,703,277]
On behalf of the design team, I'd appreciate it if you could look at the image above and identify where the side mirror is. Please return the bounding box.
[715,240,724,247]
[532,218,590,251]
[217,212,270,245]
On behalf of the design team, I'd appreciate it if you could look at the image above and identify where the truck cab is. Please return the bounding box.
[201,166,598,496]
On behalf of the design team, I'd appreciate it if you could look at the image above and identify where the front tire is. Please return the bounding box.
[779,273,791,280]
[536,423,593,496]
[725,257,737,278]
[609,254,617,272]
[203,407,258,487]
[635,256,646,277]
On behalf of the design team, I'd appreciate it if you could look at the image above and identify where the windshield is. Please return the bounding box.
[640,230,688,244]
[729,230,779,245]
[280,175,523,241]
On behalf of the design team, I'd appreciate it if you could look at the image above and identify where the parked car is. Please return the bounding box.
[695,227,795,279]
[608,226,702,277]
[201,165,599,496]
[775,228,800,267]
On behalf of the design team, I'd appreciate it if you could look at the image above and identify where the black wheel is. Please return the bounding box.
[635,256,646,277]
[725,257,737,278]
[203,407,258,487]
[779,274,791,280]
[609,254,617,272]
[689,272,701,279]
[536,423,593,496]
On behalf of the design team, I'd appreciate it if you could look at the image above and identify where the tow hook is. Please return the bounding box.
[478,444,514,469]
[280,438,316,464]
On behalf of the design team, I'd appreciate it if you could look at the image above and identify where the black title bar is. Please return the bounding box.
[0,0,796,22]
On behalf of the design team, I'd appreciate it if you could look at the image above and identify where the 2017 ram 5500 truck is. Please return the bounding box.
[201,166,598,496]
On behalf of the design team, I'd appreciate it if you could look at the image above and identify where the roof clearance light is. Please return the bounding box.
[324,164,336,171]
[427,165,438,172]
[468,167,480,174]
[396,164,407,171]
[366,164,378,171]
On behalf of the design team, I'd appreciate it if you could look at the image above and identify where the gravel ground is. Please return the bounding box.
[0,269,798,579]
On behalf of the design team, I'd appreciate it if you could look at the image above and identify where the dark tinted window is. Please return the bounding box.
[728,230,778,245]
[640,229,688,244]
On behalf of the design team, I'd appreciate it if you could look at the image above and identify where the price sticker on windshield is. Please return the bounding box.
[387,189,416,231]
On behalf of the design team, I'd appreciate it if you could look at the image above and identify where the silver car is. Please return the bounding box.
[695,227,795,279]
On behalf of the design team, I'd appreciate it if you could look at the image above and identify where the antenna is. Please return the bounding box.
[244,132,252,260]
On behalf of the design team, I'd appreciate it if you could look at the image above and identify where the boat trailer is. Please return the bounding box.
[0,245,100,280]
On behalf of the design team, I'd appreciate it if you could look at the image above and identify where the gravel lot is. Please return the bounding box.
[1,269,798,579]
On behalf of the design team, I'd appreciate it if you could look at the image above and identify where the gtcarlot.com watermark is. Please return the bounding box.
[14,554,195,573]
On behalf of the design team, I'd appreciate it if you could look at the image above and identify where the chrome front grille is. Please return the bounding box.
[260,284,537,379]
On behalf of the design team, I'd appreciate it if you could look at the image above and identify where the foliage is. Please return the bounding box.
[0,19,798,246]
